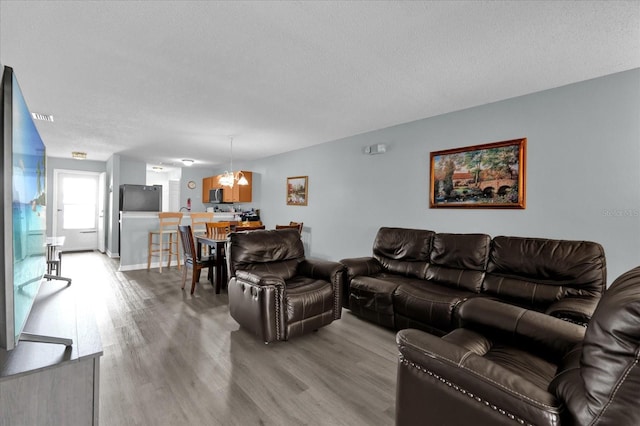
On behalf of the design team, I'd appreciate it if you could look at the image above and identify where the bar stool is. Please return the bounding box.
[147,212,183,273]
[189,212,214,237]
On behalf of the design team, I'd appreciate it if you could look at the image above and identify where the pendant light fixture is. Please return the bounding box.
[219,137,249,187]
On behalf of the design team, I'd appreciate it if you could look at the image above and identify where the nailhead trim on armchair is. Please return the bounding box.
[399,355,538,426]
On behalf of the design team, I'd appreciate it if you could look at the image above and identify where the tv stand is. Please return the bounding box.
[19,332,73,346]
[0,279,102,425]
[44,273,72,284]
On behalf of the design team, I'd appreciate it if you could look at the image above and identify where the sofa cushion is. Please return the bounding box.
[484,236,606,310]
[372,227,434,278]
[427,233,491,292]
[285,276,335,324]
[393,282,474,334]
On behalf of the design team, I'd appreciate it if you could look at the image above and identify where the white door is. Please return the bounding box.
[98,172,106,253]
[53,170,100,251]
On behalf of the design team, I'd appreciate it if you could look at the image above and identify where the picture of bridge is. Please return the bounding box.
[430,138,526,209]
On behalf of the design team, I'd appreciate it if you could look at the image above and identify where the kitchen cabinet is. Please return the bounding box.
[202,171,252,203]
[202,176,213,203]
[202,176,217,203]
[226,171,252,203]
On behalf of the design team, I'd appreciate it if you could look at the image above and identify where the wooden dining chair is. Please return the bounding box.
[177,225,215,294]
[275,222,303,234]
[235,224,266,232]
[206,222,231,240]
[240,220,263,227]
[147,212,183,273]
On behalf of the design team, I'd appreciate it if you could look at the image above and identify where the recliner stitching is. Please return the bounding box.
[399,355,540,425]
[588,349,640,426]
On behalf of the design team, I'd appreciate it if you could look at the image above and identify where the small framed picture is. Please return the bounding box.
[286,176,308,206]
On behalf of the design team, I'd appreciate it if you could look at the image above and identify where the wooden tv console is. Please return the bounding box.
[0,278,103,425]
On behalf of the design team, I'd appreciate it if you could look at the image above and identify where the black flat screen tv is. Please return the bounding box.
[0,66,48,350]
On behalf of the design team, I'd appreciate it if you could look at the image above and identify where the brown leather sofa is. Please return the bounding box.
[395,265,640,426]
[340,227,606,335]
[226,228,344,343]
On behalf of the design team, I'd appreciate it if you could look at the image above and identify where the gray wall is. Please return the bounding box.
[241,69,640,284]
[180,167,216,212]
[44,69,639,282]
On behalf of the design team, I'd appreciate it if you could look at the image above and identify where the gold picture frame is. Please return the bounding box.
[430,138,526,209]
[286,176,308,206]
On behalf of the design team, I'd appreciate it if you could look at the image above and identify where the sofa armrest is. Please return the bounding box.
[229,272,286,342]
[299,259,344,319]
[545,297,599,325]
[299,258,344,281]
[339,257,382,280]
[396,328,563,426]
[236,269,286,289]
[457,298,585,361]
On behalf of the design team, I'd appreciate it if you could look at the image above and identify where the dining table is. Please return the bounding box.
[195,235,228,294]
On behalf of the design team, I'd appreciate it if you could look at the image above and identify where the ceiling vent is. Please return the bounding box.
[31,112,54,122]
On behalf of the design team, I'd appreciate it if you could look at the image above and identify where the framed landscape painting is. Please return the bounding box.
[429,138,526,209]
[287,176,308,206]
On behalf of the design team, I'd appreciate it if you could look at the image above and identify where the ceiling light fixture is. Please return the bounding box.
[181,159,194,167]
[71,151,87,159]
[219,137,248,187]
[151,166,163,172]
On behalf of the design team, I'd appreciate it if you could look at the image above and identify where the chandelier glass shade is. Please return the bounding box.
[220,137,248,187]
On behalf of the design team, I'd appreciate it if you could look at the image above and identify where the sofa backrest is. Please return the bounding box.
[227,228,304,280]
[426,233,491,292]
[551,266,640,425]
[372,227,434,278]
[484,236,606,310]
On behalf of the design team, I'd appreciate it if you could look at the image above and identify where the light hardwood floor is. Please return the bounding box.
[63,251,398,426]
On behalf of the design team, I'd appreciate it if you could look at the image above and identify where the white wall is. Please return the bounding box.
[241,69,640,284]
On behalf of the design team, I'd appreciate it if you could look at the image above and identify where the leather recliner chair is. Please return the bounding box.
[396,265,640,426]
[226,228,344,343]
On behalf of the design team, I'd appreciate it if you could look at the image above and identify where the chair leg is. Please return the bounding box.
[159,233,164,273]
[147,232,153,270]
[190,267,199,295]
[176,235,181,270]
[181,263,188,290]
[166,234,172,270]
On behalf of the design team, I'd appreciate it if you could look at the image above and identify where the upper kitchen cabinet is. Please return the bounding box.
[202,176,217,203]
[202,171,252,203]
[226,171,252,203]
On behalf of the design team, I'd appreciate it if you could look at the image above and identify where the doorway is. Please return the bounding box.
[53,170,105,252]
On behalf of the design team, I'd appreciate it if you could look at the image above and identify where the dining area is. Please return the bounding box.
[176,218,303,295]
[119,209,303,295]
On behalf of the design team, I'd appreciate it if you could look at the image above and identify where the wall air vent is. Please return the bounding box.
[31,112,54,122]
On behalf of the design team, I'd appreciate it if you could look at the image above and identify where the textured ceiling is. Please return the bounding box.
[1,1,639,169]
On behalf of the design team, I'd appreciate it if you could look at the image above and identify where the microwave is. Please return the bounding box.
[209,188,225,203]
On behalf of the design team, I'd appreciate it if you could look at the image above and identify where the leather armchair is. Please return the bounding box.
[396,265,640,426]
[226,228,344,343]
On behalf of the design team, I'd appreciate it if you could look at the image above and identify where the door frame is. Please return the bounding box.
[52,169,103,250]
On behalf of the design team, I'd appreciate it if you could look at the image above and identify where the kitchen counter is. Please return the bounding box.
[118,211,236,271]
